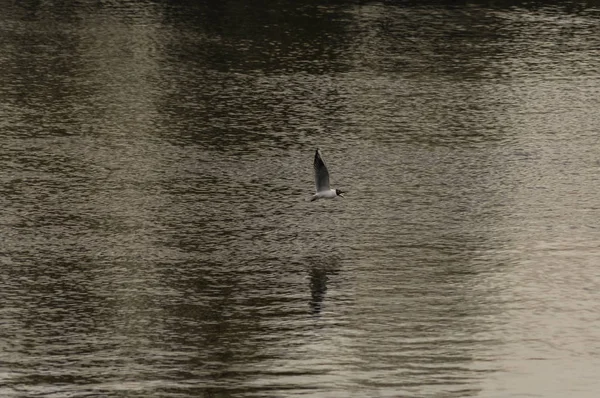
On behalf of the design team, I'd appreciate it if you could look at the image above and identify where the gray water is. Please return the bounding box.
[2,1,600,397]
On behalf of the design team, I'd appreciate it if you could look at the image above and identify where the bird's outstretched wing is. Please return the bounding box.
[314,148,330,192]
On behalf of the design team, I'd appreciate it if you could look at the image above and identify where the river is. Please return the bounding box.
[1,1,600,397]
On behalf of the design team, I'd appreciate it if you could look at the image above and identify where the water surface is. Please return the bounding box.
[1,1,600,397]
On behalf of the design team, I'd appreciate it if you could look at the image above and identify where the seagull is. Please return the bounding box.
[310,148,345,202]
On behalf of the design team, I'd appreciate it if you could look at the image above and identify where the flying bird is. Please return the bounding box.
[310,148,345,202]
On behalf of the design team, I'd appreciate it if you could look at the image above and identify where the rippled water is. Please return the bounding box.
[2,1,600,397]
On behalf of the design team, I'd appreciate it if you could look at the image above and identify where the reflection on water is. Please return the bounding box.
[2,1,600,397]
[307,256,339,316]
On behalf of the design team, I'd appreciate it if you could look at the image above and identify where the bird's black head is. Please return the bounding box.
[336,189,345,198]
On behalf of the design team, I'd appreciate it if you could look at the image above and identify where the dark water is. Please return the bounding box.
[2,1,600,397]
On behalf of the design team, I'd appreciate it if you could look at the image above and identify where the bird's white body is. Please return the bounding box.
[311,188,338,202]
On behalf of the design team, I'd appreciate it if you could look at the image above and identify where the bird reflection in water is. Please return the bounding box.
[307,256,339,316]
